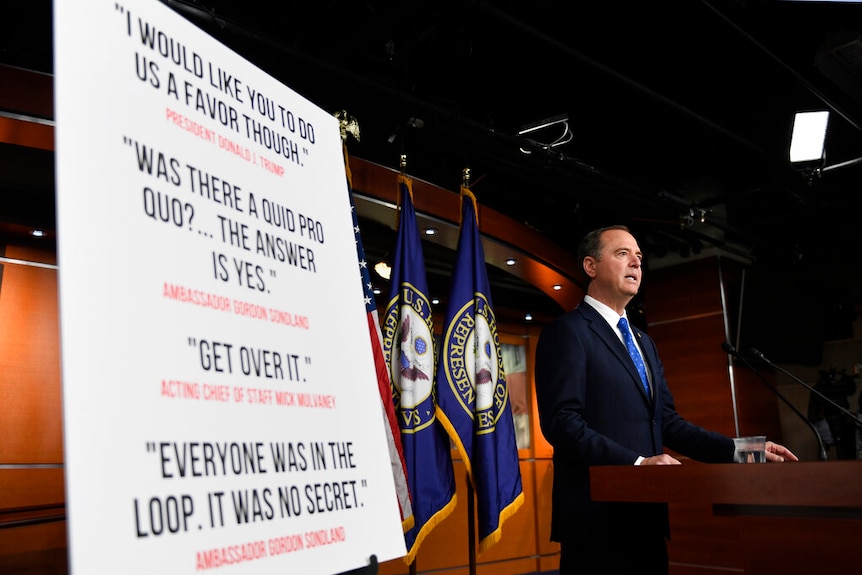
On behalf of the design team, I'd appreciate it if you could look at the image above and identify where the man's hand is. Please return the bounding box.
[640,454,681,465]
[765,441,799,462]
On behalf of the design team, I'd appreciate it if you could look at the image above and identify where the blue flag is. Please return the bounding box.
[435,187,524,552]
[382,174,457,565]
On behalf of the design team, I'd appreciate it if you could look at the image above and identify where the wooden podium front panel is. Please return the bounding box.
[590,462,862,574]
[590,461,862,507]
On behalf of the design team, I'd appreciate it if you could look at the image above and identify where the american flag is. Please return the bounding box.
[345,154,413,532]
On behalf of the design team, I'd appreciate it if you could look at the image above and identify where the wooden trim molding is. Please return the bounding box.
[349,157,584,312]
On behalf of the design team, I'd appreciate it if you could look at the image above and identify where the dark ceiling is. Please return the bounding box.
[2,1,862,356]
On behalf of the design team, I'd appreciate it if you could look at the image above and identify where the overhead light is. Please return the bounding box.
[518,114,572,155]
[431,298,440,305]
[373,287,381,295]
[553,284,562,291]
[518,114,569,136]
[31,229,45,237]
[374,261,391,280]
[789,110,829,164]
[524,313,533,322]
[424,227,437,236]
[505,258,517,266]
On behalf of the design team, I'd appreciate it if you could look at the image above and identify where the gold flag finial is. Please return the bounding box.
[462,166,471,189]
[335,110,360,143]
[400,154,408,173]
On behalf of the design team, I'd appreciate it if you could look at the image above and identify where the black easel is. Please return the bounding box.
[336,554,378,575]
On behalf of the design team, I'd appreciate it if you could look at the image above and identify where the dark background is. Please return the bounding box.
[2,0,861,365]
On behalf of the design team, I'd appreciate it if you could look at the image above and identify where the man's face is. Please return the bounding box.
[586,228,643,300]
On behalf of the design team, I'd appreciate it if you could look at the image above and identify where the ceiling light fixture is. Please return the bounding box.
[518,114,572,155]
[505,258,517,266]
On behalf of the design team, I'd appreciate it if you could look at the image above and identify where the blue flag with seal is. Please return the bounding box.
[382,174,457,565]
[435,187,524,552]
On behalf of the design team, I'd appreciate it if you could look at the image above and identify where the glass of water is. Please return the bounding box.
[733,435,767,463]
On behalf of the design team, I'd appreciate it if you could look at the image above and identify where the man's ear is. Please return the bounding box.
[583,257,597,279]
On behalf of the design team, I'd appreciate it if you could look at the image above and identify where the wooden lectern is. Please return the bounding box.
[590,461,862,574]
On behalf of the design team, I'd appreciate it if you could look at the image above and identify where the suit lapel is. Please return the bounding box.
[580,303,652,402]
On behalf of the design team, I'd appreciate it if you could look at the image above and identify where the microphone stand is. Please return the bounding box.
[723,343,828,461]
[749,348,862,430]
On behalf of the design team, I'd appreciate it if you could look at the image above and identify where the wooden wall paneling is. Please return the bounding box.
[532,459,559,560]
[646,256,783,443]
[476,557,541,575]
[0,64,54,119]
[0,465,66,571]
[0,251,62,463]
[645,257,734,438]
[0,468,65,514]
[649,316,739,439]
[0,521,69,575]
[0,244,66,573]
[524,326,553,461]
[475,460,538,567]
[731,364,784,441]
[378,459,470,575]
[1,246,56,267]
[644,257,725,323]
[0,116,54,151]
[378,460,547,575]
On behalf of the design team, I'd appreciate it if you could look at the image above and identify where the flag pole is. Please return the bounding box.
[467,472,477,575]
[337,111,413,575]
[404,154,417,575]
[461,166,478,575]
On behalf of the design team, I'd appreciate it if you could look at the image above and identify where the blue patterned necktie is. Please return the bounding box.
[618,317,650,395]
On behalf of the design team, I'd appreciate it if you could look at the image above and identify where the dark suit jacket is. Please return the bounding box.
[534,300,735,544]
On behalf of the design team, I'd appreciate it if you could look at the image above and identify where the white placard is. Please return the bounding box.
[54,1,406,573]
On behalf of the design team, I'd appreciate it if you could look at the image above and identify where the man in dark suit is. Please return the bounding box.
[534,225,797,574]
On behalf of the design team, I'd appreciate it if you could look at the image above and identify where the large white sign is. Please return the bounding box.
[54,1,405,573]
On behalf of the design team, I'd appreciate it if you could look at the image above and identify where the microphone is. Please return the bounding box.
[723,343,828,461]
[748,347,862,429]
[720,341,737,356]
